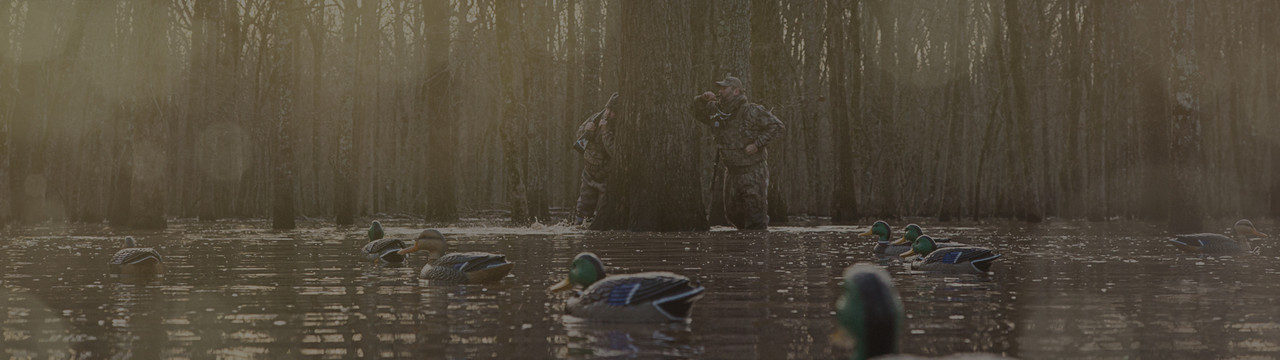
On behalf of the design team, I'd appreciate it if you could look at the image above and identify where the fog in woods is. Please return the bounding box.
[1,1,1276,232]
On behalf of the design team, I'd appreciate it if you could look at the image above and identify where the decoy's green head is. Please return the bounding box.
[368,220,385,241]
[124,236,137,248]
[1234,219,1269,239]
[894,224,923,246]
[859,221,892,243]
[836,264,903,360]
[396,229,447,256]
[549,252,607,292]
[900,235,938,258]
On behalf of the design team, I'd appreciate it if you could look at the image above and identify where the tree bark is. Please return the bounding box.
[938,0,968,221]
[523,0,551,223]
[1003,0,1043,222]
[497,0,530,224]
[1167,0,1204,232]
[270,0,299,230]
[334,0,359,225]
[828,0,859,224]
[1268,3,1280,220]
[423,0,457,222]
[129,0,169,229]
[1138,2,1171,222]
[591,0,707,232]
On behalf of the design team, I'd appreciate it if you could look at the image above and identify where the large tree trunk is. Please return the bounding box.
[1268,3,1280,220]
[1167,0,1203,232]
[591,0,707,232]
[745,0,791,225]
[688,1,722,226]
[1138,2,1171,222]
[497,0,530,224]
[523,0,551,223]
[0,0,9,224]
[334,0,359,225]
[423,0,457,222]
[270,0,299,230]
[867,1,897,219]
[356,0,379,215]
[1003,0,1043,222]
[129,0,169,229]
[938,0,969,221]
[178,0,217,219]
[828,0,859,224]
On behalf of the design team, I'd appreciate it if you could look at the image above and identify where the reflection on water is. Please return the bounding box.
[2,220,1279,359]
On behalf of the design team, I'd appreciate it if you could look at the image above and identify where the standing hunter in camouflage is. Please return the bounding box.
[572,95,617,225]
[691,76,785,230]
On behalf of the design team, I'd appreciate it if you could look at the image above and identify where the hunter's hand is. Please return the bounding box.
[700,91,717,102]
[745,144,759,155]
[598,117,608,129]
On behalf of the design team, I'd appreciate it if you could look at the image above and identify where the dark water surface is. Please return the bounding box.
[3,220,1279,359]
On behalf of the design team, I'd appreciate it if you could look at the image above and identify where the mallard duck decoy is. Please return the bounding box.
[861,221,904,255]
[894,223,961,248]
[362,220,409,263]
[835,264,1014,360]
[861,222,954,256]
[1168,219,1268,255]
[396,229,514,284]
[549,252,705,322]
[109,236,165,275]
[899,236,1001,274]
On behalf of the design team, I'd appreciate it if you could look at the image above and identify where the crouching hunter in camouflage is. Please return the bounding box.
[691,76,785,230]
[572,93,619,225]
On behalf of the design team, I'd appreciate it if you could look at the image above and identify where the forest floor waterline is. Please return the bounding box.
[3,219,1279,359]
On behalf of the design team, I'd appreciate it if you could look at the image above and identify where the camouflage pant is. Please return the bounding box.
[724,162,769,230]
[575,164,608,218]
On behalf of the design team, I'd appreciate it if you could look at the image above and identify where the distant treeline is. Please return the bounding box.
[0,0,1274,232]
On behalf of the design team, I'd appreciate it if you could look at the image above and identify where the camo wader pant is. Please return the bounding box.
[575,164,608,219]
[725,161,769,230]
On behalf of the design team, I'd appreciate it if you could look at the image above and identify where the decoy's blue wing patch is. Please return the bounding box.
[607,282,638,306]
[942,251,963,264]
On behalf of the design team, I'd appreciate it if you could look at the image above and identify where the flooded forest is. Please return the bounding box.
[1,0,1277,232]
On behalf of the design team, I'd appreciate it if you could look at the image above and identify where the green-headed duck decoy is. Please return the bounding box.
[549,252,705,322]
[899,236,1002,274]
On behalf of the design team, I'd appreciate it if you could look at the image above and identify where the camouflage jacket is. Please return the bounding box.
[576,112,614,167]
[690,95,785,168]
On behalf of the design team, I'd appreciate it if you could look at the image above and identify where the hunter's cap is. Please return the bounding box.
[715,76,744,89]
